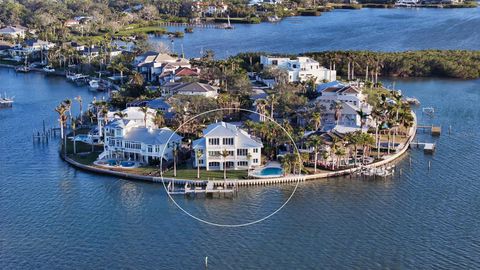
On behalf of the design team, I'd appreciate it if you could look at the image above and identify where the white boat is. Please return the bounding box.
[89,79,100,90]
[395,0,420,7]
[15,66,30,73]
[43,66,55,73]
[223,15,234,30]
[0,93,14,108]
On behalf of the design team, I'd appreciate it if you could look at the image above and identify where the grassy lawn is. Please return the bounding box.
[163,168,248,180]
[116,26,167,36]
[69,152,99,165]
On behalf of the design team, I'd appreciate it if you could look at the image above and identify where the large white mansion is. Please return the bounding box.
[192,122,263,171]
[260,55,336,83]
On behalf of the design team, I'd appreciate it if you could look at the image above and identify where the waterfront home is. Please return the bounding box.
[134,52,191,82]
[126,98,176,123]
[249,0,283,5]
[260,55,336,84]
[9,39,55,60]
[316,82,372,131]
[102,119,182,164]
[104,106,157,128]
[0,26,26,38]
[162,82,219,99]
[192,122,263,171]
[159,67,200,84]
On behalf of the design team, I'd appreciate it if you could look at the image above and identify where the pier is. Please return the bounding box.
[417,125,441,136]
[167,181,237,198]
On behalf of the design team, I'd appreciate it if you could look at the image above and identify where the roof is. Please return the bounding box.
[193,122,263,149]
[172,82,217,93]
[175,67,199,77]
[124,127,182,145]
[0,26,26,34]
[317,81,345,92]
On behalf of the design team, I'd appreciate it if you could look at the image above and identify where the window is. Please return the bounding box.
[198,159,204,165]
[272,60,278,66]
[237,161,248,167]
[147,145,153,153]
[237,149,248,156]
[253,148,259,153]
[208,138,220,145]
[223,138,234,145]
[209,162,220,167]
[208,151,220,157]
[253,159,259,164]
[109,139,115,146]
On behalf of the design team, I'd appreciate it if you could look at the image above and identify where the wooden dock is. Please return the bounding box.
[417,125,441,136]
[410,141,436,154]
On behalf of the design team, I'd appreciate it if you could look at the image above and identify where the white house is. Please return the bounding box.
[316,81,372,130]
[0,26,26,38]
[105,106,157,128]
[102,119,182,164]
[134,52,191,82]
[192,122,263,171]
[260,55,336,83]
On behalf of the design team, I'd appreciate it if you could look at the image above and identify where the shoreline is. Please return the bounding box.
[61,113,417,187]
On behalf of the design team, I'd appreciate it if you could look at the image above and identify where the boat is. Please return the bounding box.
[0,93,14,108]
[267,15,281,23]
[43,66,55,73]
[395,0,420,7]
[89,79,100,91]
[223,15,234,30]
[15,66,30,73]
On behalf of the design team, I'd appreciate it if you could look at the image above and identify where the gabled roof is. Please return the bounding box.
[147,98,171,110]
[175,67,199,77]
[124,127,182,145]
[0,26,26,34]
[194,122,263,149]
[172,82,217,93]
[317,80,345,92]
[203,122,239,137]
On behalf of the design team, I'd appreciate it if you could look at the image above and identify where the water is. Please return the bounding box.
[259,167,283,176]
[1,69,480,268]
[152,8,480,58]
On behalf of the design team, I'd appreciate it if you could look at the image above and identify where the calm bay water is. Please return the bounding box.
[2,8,480,269]
[153,8,480,58]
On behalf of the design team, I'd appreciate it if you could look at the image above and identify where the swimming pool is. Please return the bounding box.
[120,161,136,167]
[250,166,284,178]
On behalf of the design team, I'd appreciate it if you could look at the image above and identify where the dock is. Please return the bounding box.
[410,141,436,154]
[167,181,237,198]
[417,125,441,136]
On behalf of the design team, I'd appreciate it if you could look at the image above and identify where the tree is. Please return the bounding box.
[138,106,150,127]
[311,112,322,130]
[220,149,230,180]
[55,104,67,139]
[71,117,77,155]
[153,109,165,128]
[195,150,203,179]
[74,96,83,124]
[330,101,343,126]
[307,135,323,173]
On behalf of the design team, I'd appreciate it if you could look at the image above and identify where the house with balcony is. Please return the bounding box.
[315,81,372,131]
[260,55,336,84]
[134,52,191,82]
[102,119,182,164]
[0,26,26,39]
[192,122,263,171]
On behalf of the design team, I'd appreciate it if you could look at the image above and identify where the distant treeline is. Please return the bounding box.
[236,50,480,79]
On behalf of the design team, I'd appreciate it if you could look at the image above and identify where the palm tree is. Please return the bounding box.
[169,142,179,177]
[71,117,77,155]
[74,96,83,124]
[255,98,268,122]
[220,149,230,180]
[55,104,67,139]
[311,112,322,130]
[138,106,150,127]
[307,135,323,173]
[356,109,370,130]
[63,99,72,119]
[195,149,203,179]
[114,111,128,119]
[153,109,165,128]
[334,147,346,168]
[330,101,343,126]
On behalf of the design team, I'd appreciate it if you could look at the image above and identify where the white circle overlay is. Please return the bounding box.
[159,108,303,227]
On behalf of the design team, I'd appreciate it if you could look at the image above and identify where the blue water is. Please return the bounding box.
[2,8,480,268]
[120,161,135,167]
[151,8,480,58]
[260,167,283,176]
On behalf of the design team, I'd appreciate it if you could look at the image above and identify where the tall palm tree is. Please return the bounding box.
[220,149,230,180]
[311,112,322,130]
[55,104,67,139]
[153,109,165,128]
[138,106,150,127]
[71,117,77,155]
[307,135,323,173]
[195,149,203,179]
[330,101,343,126]
[63,99,72,119]
[169,142,179,177]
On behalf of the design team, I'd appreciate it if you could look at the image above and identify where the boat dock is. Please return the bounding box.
[167,181,237,198]
[410,141,436,154]
[417,125,441,136]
